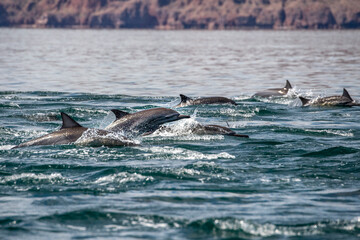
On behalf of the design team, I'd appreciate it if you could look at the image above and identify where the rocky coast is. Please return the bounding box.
[0,0,359,29]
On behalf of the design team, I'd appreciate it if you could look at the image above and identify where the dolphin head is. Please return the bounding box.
[152,108,190,125]
[138,108,190,135]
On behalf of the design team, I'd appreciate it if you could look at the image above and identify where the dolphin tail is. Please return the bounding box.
[111,109,129,120]
[60,112,83,129]
[342,88,353,101]
[232,134,249,138]
[284,80,292,89]
[299,97,310,106]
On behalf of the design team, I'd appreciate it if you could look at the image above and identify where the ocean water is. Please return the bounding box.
[0,29,360,239]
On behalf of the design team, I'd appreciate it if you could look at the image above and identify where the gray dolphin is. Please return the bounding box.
[189,124,249,138]
[174,94,237,108]
[253,80,292,98]
[155,123,249,138]
[105,108,190,136]
[13,113,135,148]
[299,88,360,107]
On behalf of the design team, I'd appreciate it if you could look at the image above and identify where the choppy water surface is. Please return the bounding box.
[0,29,360,239]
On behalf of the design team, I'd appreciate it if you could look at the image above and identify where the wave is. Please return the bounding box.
[94,172,154,185]
[187,217,360,238]
[33,211,360,239]
[0,173,69,185]
[302,146,359,157]
[273,126,355,137]
[139,146,235,161]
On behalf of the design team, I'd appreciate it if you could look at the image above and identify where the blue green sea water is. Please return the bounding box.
[0,29,360,239]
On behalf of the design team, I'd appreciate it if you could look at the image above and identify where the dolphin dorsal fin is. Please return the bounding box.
[60,112,83,129]
[111,109,129,119]
[342,88,353,101]
[299,96,310,106]
[284,80,292,89]
[180,94,192,103]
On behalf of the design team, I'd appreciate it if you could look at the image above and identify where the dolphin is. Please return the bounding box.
[253,80,293,98]
[190,124,249,138]
[174,94,237,108]
[155,123,249,138]
[13,113,135,148]
[105,108,190,136]
[299,88,360,107]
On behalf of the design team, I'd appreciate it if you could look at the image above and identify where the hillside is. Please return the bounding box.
[0,0,359,29]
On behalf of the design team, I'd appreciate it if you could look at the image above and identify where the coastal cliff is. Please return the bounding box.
[0,0,359,29]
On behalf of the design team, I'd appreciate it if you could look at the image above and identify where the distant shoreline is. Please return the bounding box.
[1,0,359,30]
[1,26,359,31]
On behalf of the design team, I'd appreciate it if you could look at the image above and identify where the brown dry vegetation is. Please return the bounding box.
[0,0,359,29]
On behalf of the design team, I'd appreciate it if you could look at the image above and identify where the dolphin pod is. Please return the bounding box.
[12,81,360,148]
[13,113,137,148]
[174,94,237,108]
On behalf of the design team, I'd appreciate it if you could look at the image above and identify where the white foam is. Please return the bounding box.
[219,108,258,118]
[75,129,139,146]
[174,168,201,176]
[304,129,354,137]
[193,161,217,168]
[0,173,67,183]
[0,145,16,150]
[140,146,235,160]
[214,219,321,237]
[95,172,154,185]
[233,95,251,101]
[136,216,169,229]
[104,225,127,231]
[66,225,86,231]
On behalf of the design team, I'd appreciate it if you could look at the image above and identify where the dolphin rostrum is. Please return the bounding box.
[13,113,135,148]
[299,88,360,107]
[174,94,237,108]
[253,80,293,98]
[105,108,190,136]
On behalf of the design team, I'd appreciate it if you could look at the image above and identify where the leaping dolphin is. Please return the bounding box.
[253,80,293,98]
[174,94,237,108]
[105,108,190,136]
[13,113,135,148]
[299,88,360,107]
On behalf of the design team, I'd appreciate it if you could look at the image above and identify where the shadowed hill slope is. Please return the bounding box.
[0,0,359,29]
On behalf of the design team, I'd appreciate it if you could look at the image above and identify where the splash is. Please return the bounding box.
[75,129,139,147]
[140,146,235,160]
[0,173,68,184]
[95,172,154,185]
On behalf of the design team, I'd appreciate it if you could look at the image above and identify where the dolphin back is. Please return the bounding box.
[61,112,83,129]
[284,80,292,90]
[14,112,87,148]
[111,109,129,120]
[343,88,353,101]
[299,97,311,106]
